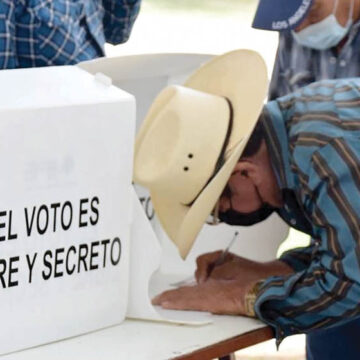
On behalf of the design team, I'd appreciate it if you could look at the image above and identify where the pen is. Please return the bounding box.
[170,231,239,287]
[206,231,239,278]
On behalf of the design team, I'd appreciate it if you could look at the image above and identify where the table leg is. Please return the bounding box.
[219,354,236,360]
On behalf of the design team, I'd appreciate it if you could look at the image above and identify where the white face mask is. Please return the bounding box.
[292,0,354,50]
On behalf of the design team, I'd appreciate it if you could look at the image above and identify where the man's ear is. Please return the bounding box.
[233,160,262,185]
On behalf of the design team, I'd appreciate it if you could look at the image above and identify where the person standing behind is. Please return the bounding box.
[253,0,359,100]
[253,1,360,358]
[0,0,141,69]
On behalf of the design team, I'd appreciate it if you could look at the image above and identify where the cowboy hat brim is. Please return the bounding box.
[150,137,247,258]
[139,50,268,259]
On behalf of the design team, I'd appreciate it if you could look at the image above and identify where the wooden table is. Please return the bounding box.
[1,316,273,360]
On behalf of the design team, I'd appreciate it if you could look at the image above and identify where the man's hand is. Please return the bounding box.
[152,254,293,315]
[195,251,293,283]
[152,278,255,315]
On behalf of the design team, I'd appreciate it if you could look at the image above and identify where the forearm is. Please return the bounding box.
[232,258,294,281]
[262,260,294,277]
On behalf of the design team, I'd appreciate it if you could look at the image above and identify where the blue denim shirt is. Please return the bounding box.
[269,20,360,100]
[0,0,141,68]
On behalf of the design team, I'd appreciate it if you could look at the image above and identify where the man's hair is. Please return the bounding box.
[241,113,265,158]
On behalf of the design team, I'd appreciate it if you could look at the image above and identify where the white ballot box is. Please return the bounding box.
[0,66,135,355]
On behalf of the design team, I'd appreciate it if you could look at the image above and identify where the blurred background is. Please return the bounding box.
[107,1,306,358]
[106,0,278,70]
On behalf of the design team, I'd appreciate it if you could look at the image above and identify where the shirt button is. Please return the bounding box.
[290,219,297,225]
[329,57,337,65]
[340,60,347,67]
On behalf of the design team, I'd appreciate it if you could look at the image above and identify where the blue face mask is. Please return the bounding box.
[292,0,353,50]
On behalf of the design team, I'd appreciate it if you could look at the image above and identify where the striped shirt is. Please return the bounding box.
[255,78,360,345]
[0,0,140,69]
[269,20,360,100]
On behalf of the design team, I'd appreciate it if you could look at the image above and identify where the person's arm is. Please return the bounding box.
[102,0,141,45]
[255,137,360,345]
[0,2,17,69]
[152,259,293,316]
[194,250,294,283]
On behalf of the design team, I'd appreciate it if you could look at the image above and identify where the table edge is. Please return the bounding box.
[173,326,274,360]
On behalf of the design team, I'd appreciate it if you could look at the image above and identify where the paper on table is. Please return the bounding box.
[127,187,212,325]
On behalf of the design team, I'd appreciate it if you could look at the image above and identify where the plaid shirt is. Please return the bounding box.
[269,20,360,100]
[0,0,140,69]
[255,78,360,345]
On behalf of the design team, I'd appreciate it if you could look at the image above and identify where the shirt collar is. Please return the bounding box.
[261,102,296,191]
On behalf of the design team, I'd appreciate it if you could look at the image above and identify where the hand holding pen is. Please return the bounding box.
[196,231,239,283]
[171,232,239,287]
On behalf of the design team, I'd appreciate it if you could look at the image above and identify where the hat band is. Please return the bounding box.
[185,98,234,207]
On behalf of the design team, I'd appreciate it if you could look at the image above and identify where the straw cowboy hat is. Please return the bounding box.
[134,50,268,259]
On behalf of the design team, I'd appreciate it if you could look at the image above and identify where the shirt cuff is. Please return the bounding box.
[254,272,304,346]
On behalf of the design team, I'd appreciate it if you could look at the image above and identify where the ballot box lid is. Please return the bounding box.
[0,65,133,111]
